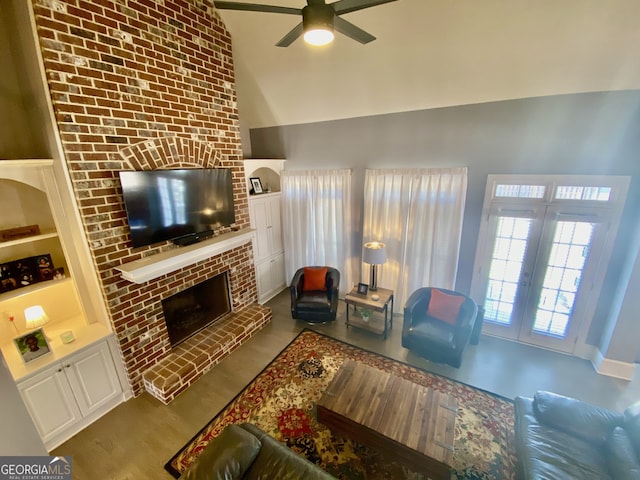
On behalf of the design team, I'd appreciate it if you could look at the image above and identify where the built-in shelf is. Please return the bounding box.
[115,228,255,284]
[0,231,58,249]
[0,276,73,302]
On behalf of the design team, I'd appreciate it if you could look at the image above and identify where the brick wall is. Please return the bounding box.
[32,0,257,394]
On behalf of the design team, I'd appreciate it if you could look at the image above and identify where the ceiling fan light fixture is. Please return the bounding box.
[303,28,334,46]
[302,4,334,46]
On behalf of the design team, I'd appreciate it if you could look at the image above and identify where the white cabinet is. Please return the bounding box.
[17,339,123,450]
[249,193,286,303]
[255,252,285,303]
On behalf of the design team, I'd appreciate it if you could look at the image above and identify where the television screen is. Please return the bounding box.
[119,168,235,248]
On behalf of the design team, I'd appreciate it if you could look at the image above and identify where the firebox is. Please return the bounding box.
[161,272,231,347]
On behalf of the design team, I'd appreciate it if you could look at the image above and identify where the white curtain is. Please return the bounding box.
[281,169,353,295]
[363,168,468,306]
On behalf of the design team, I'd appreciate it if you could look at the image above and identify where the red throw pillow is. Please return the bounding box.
[303,267,327,291]
[427,289,465,325]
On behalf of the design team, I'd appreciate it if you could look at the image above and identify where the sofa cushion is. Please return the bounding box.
[515,396,611,480]
[606,426,640,480]
[523,422,611,479]
[426,288,464,325]
[303,267,327,291]
[241,424,335,480]
[533,391,623,445]
[179,424,261,480]
[294,292,331,311]
[624,402,640,459]
[408,318,455,348]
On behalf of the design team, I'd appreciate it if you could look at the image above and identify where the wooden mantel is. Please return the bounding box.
[115,228,255,284]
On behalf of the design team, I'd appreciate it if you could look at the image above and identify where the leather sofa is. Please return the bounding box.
[179,423,335,479]
[515,390,640,480]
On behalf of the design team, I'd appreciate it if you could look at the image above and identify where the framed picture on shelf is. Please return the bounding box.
[14,328,51,364]
[250,177,263,194]
[53,267,66,280]
[9,258,38,288]
[357,282,369,295]
[36,254,54,281]
[0,263,18,292]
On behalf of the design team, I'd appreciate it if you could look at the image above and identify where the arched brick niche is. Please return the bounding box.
[119,138,222,170]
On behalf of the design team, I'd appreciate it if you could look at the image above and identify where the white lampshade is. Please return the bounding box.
[363,241,387,265]
[24,305,49,330]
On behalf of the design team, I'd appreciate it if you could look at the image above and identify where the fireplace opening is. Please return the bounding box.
[161,272,231,347]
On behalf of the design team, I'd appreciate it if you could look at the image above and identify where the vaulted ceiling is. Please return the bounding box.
[215,0,640,130]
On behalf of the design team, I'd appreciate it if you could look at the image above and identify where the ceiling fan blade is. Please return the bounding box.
[333,16,376,44]
[276,22,305,47]
[214,1,301,15]
[331,0,397,16]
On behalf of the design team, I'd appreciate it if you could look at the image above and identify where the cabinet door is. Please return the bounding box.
[267,196,283,255]
[255,254,286,304]
[18,365,82,442]
[271,252,286,293]
[255,259,273,303]
[64,341,122,416]
[250,199,272,261]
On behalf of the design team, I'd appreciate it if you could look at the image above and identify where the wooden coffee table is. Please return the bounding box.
[317,359,457,479]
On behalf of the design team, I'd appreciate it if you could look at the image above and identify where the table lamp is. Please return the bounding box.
[24,305,49,331]
[363,241,386,291]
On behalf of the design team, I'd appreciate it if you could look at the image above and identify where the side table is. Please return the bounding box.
[344,286,394,339]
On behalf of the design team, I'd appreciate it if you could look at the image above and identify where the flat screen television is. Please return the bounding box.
[119,168,235,248]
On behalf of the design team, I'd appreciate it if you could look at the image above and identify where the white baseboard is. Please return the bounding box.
[592,350,636,380]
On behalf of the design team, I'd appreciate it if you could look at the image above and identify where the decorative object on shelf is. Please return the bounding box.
[0,253,56,293]
[0,224,40,242]
[357,282,368,295]
[371,294,380,301]
[363,241,386,291]
[6,311,19,334]
[0,263,18,291]
[36,254,53,281]
[10,258,38,287]
[249,177,263,194]
[358,306,373,323]
[60,330,75,344]
[53,267,66,280]
[14,327,51,364]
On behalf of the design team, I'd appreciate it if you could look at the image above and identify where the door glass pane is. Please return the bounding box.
[555,186,612,201]
[495,184,545,198]
[484,217,533,325]
[532,221,594,337]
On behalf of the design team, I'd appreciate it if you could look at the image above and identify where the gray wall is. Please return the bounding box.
[250,91,640,355]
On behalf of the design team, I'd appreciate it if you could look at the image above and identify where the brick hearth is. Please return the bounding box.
[143,304,271,404]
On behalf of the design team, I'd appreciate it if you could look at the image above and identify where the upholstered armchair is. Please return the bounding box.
[402,287,478,368]
[290,266,340,324]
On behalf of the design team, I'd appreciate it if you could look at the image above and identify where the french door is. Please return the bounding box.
[471,176,629,354]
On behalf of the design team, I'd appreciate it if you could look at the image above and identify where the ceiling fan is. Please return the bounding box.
[214,0,398,47]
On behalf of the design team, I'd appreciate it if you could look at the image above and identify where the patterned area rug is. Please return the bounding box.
[165,330,516,479]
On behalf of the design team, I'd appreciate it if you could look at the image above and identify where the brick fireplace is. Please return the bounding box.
[31,0,269,398]
[163,271,232,348]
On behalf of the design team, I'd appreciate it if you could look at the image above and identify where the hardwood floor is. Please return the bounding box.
[53,289,640,479]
